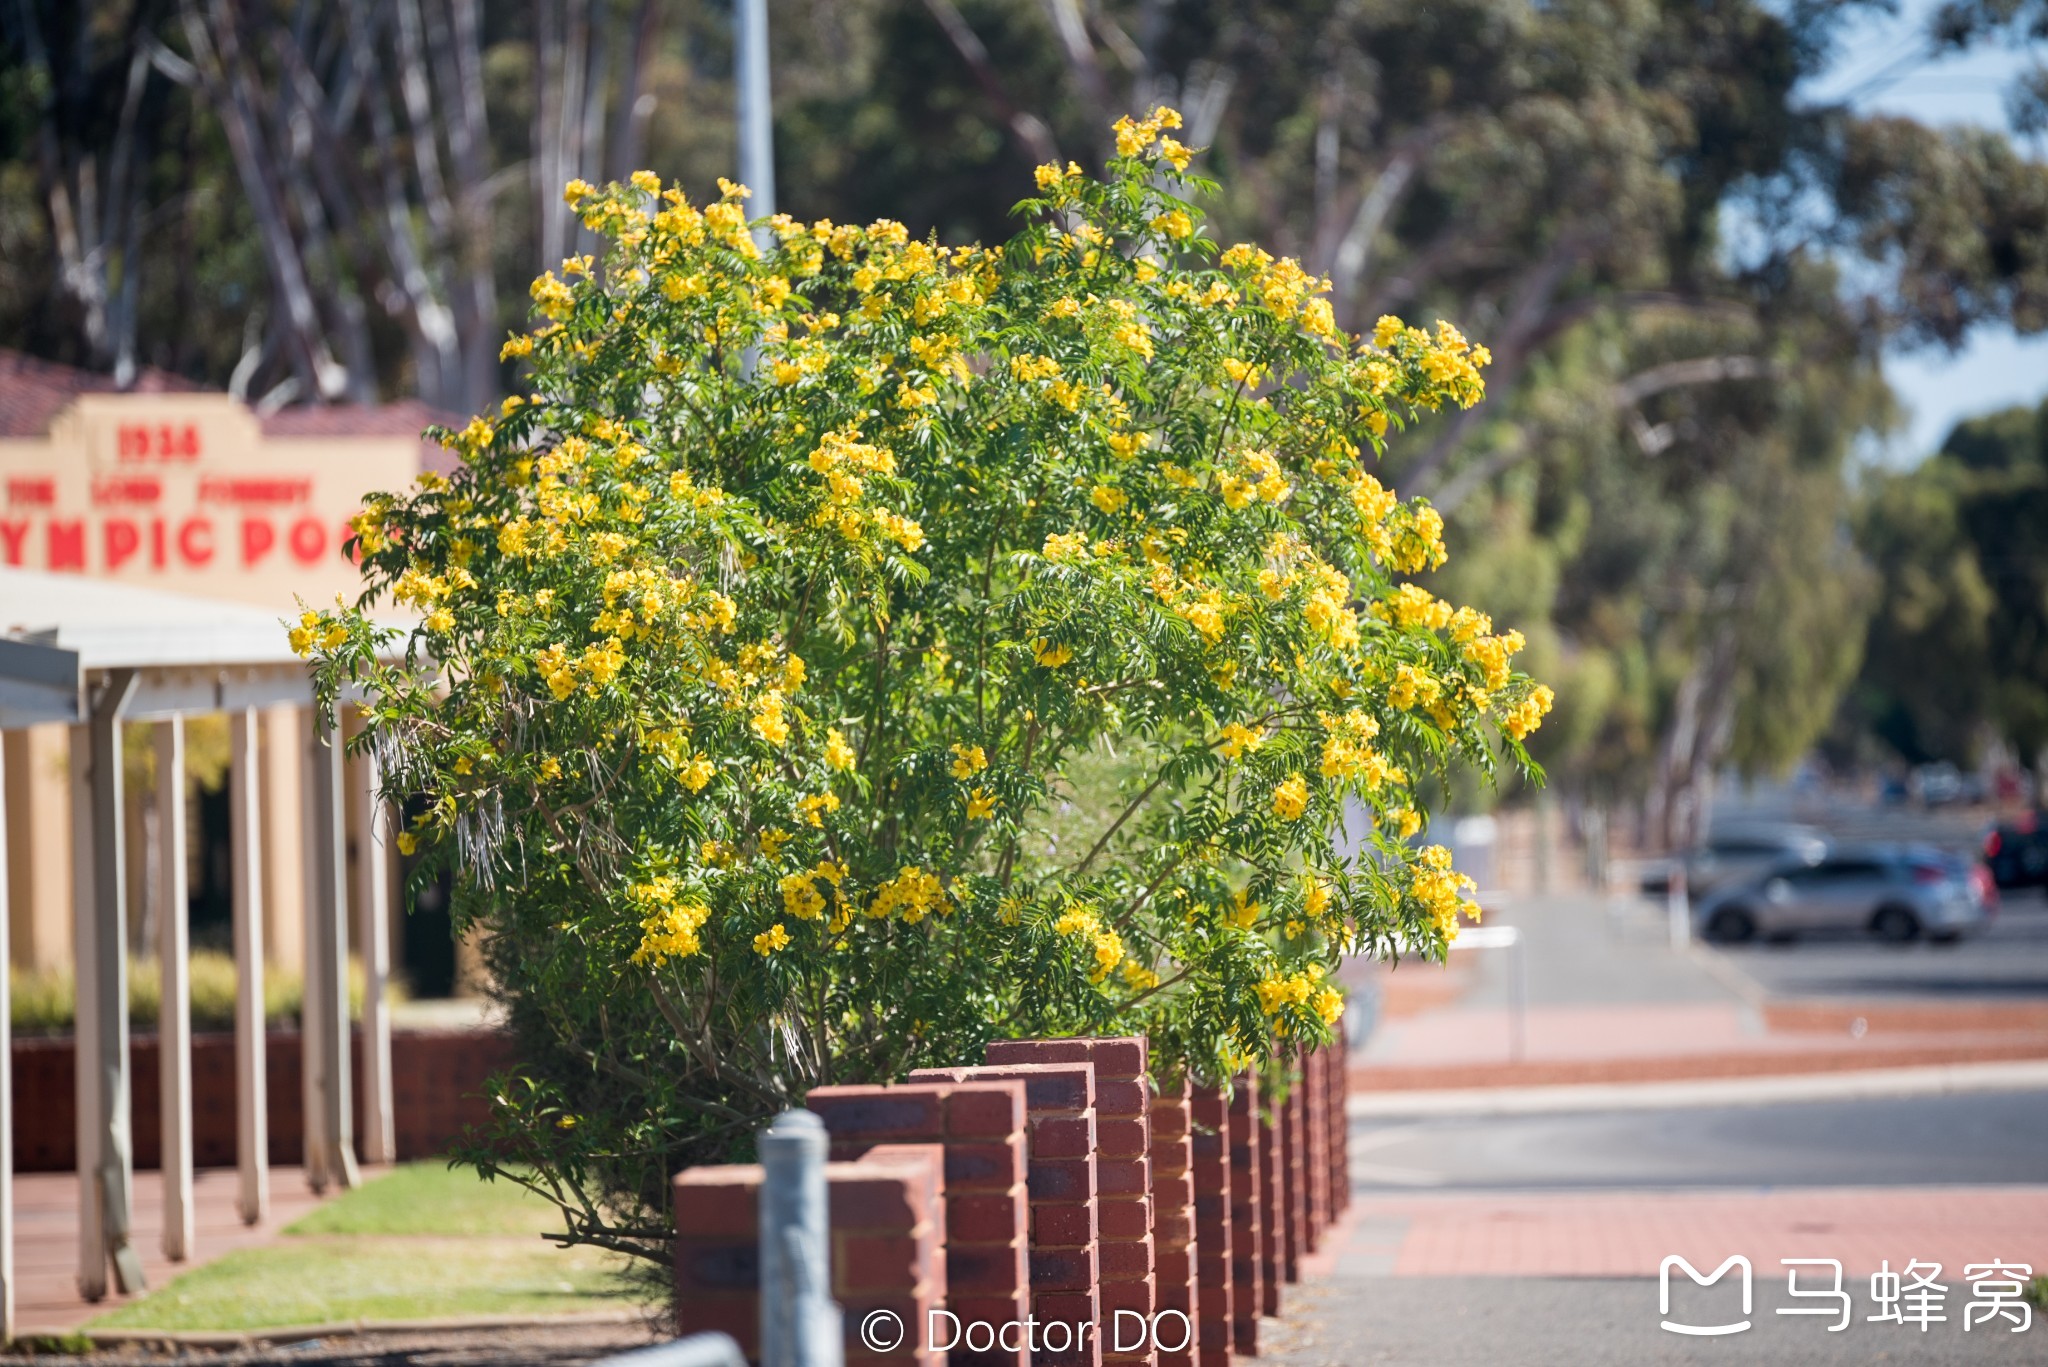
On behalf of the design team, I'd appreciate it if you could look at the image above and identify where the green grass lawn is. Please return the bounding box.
[87,1163,650,1332]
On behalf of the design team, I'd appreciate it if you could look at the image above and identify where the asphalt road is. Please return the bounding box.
[1348,1088,2048,1189]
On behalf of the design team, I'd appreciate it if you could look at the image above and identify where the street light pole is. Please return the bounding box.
[734,0,775,224]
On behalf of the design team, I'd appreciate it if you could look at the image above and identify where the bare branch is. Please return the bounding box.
[1612,354,1780,407]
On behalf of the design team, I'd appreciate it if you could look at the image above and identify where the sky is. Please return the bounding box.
[1797,0,2048,461]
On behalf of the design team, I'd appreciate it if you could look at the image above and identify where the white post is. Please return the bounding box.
[155,717,193,1261]
[301,718,327,1192]
[229,709,268,1226]
[1667,861,1691,953]
[75,671,144,1300]
[305,706,358,1191]
[1,739,14,1342]
[350,726,395,1166]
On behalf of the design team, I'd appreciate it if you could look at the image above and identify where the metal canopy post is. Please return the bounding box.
[305,705,359,1192]
[2,743,14,1342]
[350,727,395,1165]
[74,668,144,1301]
[156,716,194,1261]
[229,708,269,1226]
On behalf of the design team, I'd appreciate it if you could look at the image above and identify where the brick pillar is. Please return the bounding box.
[1226,1076,1262,1357]
[841,1146,948,1367]
[1255,1101,1282,1318]
[1277,1065,1310,1278]
[673,1164,763,1354]
[910,1060,1099,1367]
[988,1038,1154,1367]
[1303,1048,1329,1249]
[673,1145,948,1366]
[806,1080,1031,1367]
[1329,1034,1350,1216]
[1189,1085,1233,1367]
[1149,1077,1199,1367]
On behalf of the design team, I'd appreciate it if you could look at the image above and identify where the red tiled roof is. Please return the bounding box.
[0,349,201,437]
[256,398,457,439]
[0,349,458,470]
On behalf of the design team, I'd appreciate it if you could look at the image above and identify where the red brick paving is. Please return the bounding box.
[1325,1186,2048,1280]
[15,1165,340,1334]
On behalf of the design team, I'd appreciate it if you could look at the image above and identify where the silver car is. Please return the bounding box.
[1696,844,1991,945]
[1682,824,1830,897]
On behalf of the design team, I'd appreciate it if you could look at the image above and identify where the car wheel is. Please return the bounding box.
[1705,906,1757,944]
[1870,905,1921,944]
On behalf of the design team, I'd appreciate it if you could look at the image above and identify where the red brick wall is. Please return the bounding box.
[985,1037,1154,1367]
[1148,1076,1198,1367]
[807,1080,1031,1367]
[673,1145,947,1367]
[910,1059,1100,1367]
[10,1027,512,1171]
[1188,1084,1233,1367]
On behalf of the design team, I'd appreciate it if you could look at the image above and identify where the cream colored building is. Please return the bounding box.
[0,350,440,980]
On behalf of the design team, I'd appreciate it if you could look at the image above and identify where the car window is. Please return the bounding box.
[1712,838,1790,856]
[1784,860,1883,886]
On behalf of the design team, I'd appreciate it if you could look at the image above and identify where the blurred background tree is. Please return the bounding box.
[4,0,2045,846]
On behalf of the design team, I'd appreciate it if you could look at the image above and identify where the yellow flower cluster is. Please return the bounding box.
[1412,845,1480,940]
[1272,773,1310,821]
[1032,638,1075,668]
[629,878,712,965]
[780,859,845,920]
[805,427,925,553]
[1112,105,1185,159]
[824,728,857,770]
[1217,721,1265,760]
[1381,584,1453,631]
[535,639,627,700]
[1216,448,1290,509]
[1052,904,1126,983]
[1464,629,1527,693]
[1301,564,1360,652]
[753,923,790,956]
[1043,531,1092,563]
[1504,684,1556,741]
[1370,316,1491,411]
[288,609,349,658]
[869,866,947,923]
[797,792,841,826]
[1254,963,1344,1025]
[1387,663,1441,713]
[1319,710,1401,790]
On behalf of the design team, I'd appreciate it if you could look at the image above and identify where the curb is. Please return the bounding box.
[1347,1057,2048,1118]
[70,1309,650,1350]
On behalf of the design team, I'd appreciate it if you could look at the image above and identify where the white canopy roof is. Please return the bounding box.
[0,566,406,725]
[0,565,302,671]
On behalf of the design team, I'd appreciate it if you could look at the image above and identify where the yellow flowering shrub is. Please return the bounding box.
[298,108,1545,1264]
